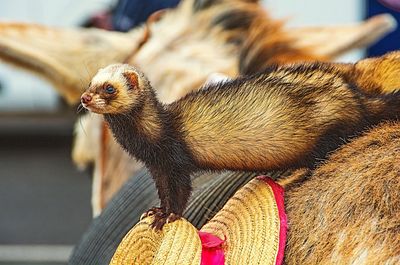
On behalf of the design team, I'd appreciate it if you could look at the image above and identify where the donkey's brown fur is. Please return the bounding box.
[285,121,400,264]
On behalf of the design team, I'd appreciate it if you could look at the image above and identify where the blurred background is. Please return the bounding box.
[0,1,112,265]
[0,0,398,264]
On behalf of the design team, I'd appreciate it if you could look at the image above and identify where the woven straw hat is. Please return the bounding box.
[109,176,286,265]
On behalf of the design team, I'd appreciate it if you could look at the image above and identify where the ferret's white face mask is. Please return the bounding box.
[81,64,141,114]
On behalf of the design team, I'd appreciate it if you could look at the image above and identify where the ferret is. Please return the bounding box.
[81,52,400,229]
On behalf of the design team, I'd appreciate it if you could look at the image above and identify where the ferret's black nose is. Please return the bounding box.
[81,94,92,104]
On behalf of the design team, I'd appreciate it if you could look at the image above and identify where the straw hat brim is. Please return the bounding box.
[110,176,286,265]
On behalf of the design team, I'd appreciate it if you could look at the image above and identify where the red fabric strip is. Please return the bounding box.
[198,231,225,265]
[257,176,287,265]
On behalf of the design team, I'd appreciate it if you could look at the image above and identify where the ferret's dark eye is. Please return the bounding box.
[105,85,115,94]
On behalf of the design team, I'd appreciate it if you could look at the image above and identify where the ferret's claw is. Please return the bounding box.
[150,212,181,230]
[140,206,164,220]
[166,213,181,224]
[140,212,147,221]
[150,211,167,230]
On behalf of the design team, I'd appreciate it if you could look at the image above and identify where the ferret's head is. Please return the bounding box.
[81,64,149,114]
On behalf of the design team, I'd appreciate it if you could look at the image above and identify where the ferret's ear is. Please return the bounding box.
[123,71,139,90]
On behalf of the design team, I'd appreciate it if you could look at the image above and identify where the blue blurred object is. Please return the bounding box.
[112,0,181,32]
[378,0,400,12]
[367,0,400,56]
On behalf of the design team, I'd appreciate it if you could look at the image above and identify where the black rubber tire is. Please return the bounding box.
[68,170,157,265]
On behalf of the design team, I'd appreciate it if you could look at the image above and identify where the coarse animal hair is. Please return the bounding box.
[82,51,400,228]
[0,0,396,216]
[285,121,400,264]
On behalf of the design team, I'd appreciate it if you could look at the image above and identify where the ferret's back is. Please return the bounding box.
[171,64,363,171]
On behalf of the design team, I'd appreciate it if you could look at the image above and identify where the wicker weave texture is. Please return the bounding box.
[109,177,282,265]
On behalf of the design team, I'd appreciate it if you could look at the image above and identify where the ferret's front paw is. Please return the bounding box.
[140,206,164,220]
[166,213,181,224]
[151,212,181,230]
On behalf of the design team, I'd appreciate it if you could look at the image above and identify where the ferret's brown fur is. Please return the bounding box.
[82,51,400,228]
[351,52,400,94]
[0,0,393,215]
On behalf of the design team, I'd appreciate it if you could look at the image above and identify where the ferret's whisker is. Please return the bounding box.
[78,115,88,137]
[76,103,85,114]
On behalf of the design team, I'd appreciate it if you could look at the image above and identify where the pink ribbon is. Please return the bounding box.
[257,176,287,265]
[198,231,225,265]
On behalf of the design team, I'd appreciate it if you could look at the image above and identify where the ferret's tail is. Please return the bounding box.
[353,52,400,121]
[238,16,325,75]
[364,91,400,123]
[351,51,400,95]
